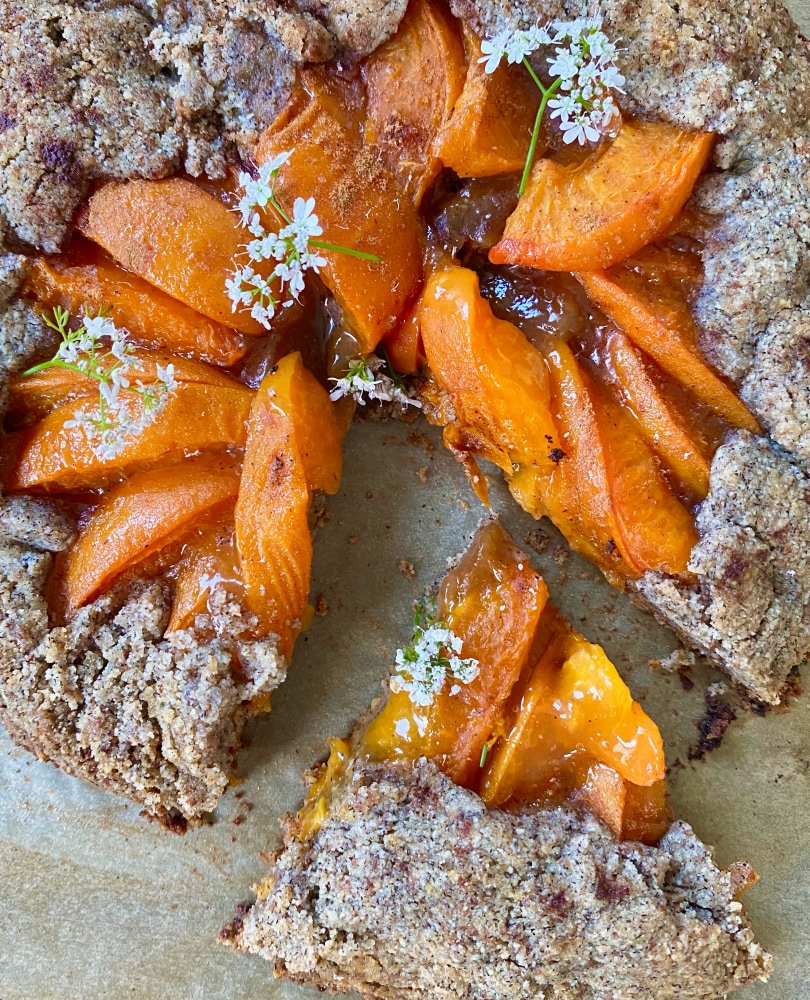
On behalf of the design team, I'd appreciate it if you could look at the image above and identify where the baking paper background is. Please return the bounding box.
[2,6,810,996]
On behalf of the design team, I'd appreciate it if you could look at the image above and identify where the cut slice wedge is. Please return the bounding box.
[226,522,770,1000]
[80,178,266,335]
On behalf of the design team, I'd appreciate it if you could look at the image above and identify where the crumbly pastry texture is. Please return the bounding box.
[228,758,772,999]
[0,0,809,814]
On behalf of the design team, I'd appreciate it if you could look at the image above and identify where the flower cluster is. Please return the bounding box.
[480,17,624,190]
[546,18,624,145]
[24,307,177,461]
[328,356,421,409]
[227,151,380,330]
[390,598,479,708]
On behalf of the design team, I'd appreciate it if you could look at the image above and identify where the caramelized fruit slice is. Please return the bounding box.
[435,26,539,177]
[8,350,241,419]
[168,513,242,632]
[490,122,714,271]
[79,178,265,336]
[3,382,253,492]
[361,521,548,787]
[24,257,249,366]
[362,0,466,205]
[255,69,424,353]
[601,327,711,499]
[592,383,698,575]
[235,352,344,657]
[541,341,637,576]
[421,267,559,474]
[481,614,665,831]
[381,297,422,375]
[577,268,759,432]
[64,456,241,611]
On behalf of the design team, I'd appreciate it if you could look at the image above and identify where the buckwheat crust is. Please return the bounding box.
[230,758,771,999]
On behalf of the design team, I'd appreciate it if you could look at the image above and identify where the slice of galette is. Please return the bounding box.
[225,522,772,998]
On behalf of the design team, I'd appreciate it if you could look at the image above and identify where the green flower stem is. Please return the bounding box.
[519,68,563,196]
[22,358,104,379]
[309,240,381,262]
[268,192,293,226]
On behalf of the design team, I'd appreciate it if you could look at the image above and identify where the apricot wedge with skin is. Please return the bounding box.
[420,267,560,474]
[235,352,344,658]
[255,69,424,353]
[577,268,759,432]
[23,257,249,366]
[361,521,549,788]
[540,340,637,577]
[591,384,698,576]
[434,26,540,178]
[64,457,241,611]
[490,121,714,271]
[79,178,266,336]
[362,0,466,205]
[8,349,242,419]
[602,327,711,499]
[167,513,242,633]
[481,627,666,800]
[3,382,253,492]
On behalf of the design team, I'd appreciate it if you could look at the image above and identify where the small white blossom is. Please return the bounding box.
[328,356,421,409]
[390,604,479,708]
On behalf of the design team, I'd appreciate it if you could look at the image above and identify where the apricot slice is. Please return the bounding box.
[481,627,665,803]
[23,257,249,366]
[420,267,559,474]
[361,521,548,787]
[592,383,698,575]
[490,122,714,271]
[79,178,265,336]
[255,70,424,353]
[577,268,759,432]
[64,456,241,611]
[602,327,711,499]
[3,382,253,492]
[541,341,636,576]
[8,350,241,419]
[435,27,539,178]
[381,294,423,375]
[362,0,466,205]
[168,514,242,632]
[622,778,673,845]
[235,352,344,657]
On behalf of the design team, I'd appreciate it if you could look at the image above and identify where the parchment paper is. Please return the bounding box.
[2,7,810,995]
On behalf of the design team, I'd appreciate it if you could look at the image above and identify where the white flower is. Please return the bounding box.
[547,48,580,82]
[328,356,421,409]
[390,618,480,708]
[82,313,118,343]
[290,197,322,240]
[559,113,602,145]
[478,28,513,73]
